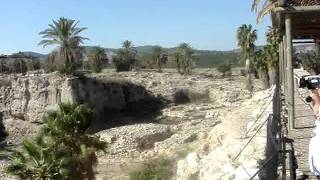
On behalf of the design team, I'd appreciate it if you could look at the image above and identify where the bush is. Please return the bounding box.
[173,88,209,105]
[240,69,246,76]
[113,56,135,72]
[7,103,107,180]
[217,63,231,77]
[129,158,175,180]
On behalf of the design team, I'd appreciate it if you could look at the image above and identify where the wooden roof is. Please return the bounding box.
[272,1,320,39]
[292,11,320,39]
[287,0,320,6]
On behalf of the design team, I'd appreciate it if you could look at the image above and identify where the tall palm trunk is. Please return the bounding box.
[157,57,162,72]
[268,66,276,85]
[259,68,270,89]
[245,58,253,92]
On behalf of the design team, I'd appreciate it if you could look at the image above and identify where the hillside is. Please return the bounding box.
[84,45,240,67]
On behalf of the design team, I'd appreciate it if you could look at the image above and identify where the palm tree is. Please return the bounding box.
[114,40,137,72]
[89,47,107,73]
[177,43,195,75]
[237,24,257,92]
[7,139,70,180]
[252,0,314,22]
[172,51,182,74]
[251,0,279,22]
[265,27,281,85]
[151,46,168,72]
[253,49,270,89]
[8,103,106,180]
[39,17,88,74]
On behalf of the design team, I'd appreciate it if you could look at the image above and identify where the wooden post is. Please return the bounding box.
[283,35,287,99]
[279,41,284,86]
[285,14,295,130]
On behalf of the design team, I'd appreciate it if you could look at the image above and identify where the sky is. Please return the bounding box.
[0,0,271,54]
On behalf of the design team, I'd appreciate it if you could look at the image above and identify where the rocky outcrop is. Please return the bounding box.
[176,88,274,180]
[98,123,173,157]
[0,73,164,123]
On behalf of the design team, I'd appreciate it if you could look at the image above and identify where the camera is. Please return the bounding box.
[299,75,320,90]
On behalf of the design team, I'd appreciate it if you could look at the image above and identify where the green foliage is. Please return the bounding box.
[237,24,257,92]
[39,17,88,75]
[265,27,280,68]
[217,63,232,77]
[298,51,320,75]
[151,46,168,72]
[237,24,257,62]
[129,158,175,180]
[7,103,107,180]
[253,49,270,89]
[7,139,70,180]
[251,0,278,23]
[89,47,107,73]
[252,49,268,72]
[114,40,137,72]
[12,59,28,74]
[173,43,197,75]
[140,53,155,69]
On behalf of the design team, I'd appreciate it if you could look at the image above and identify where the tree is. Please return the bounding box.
[0,61,10,74]
[171,51,182,74]
[12,59,27,74]
[253,49,270,89]
[89,47,107,73]
[7,103,106,180]
[298,51,320,75]
[151,46,168,72]
[113,40,137,72]
[39,17,88,74]
[217,63,232,77]
[265,27,280,85]
[7,139,70,180]
[237,24,257,92]
[177,43,196,75]
[251,0,279,22]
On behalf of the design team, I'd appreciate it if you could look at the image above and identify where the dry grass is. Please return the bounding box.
[128,157,176,180]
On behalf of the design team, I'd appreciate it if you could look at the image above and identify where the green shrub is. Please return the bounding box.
[113,40,138,72]
[113,56,135,72]
[240,69,246,76]
[217,63,232,77]
[173,88,209,105]
[129,158,175,180]
[7,103,107,180]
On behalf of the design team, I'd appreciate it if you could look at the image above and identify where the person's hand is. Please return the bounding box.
[310,89,320,115]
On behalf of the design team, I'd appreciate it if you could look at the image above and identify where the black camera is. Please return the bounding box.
[299,75,320,90]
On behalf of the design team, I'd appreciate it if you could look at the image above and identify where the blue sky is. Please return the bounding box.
[0,0,270,54]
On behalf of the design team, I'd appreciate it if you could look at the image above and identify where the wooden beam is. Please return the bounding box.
[279,41,284,86]
[274,5,320,13]
[283,35,287,102]
[292,40,315,44]
[285,14,295,130]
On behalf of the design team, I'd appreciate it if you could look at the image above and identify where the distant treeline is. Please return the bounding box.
[84,46,241,68]
[0,57,42,74]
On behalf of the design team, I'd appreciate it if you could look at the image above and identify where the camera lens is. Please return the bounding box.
[306,96,313,103]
